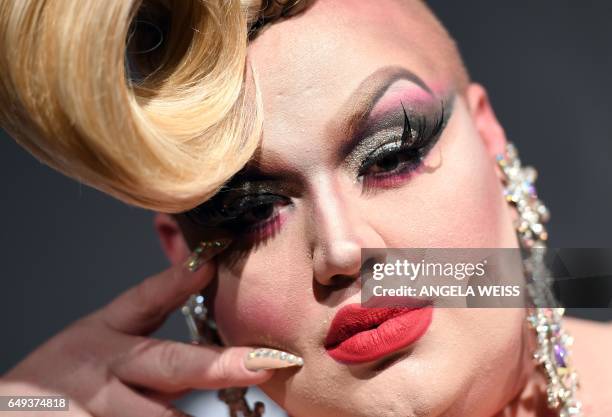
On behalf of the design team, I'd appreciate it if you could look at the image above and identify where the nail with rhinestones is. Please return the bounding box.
[244,348,304,371]
[184,238,232,272]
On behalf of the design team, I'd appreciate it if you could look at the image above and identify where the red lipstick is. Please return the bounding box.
[324,304,432,364]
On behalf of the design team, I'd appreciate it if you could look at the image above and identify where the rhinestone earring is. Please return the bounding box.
[181,293,220,344]
[497,143,583,417]
[181,240,266,416]
[182,239,230,344]
[182,296,265,416]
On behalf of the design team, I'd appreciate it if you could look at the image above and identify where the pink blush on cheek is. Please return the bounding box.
[214,282,298,346]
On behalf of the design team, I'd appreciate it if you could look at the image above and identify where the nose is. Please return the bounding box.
[309,175,386,287]
[314,239,362,286]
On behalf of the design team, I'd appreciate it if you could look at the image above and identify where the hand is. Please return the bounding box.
[0,256,273,417]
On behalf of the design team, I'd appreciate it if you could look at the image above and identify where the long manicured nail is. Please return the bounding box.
[244,348,304,371]
[184,238,232,272]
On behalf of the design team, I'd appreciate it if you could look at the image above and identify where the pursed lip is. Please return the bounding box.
[324,303,433,364]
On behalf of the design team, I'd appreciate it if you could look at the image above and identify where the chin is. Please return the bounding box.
[266,308,526,417]
[275,355,470,417]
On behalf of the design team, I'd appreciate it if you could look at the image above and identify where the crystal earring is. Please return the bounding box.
[182,296,266,416]
[181,240,266,416]
[181,293,219,344]
[182,239,230,343]
[497,143,583,417]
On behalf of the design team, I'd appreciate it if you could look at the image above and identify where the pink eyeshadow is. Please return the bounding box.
[368,81,448,122]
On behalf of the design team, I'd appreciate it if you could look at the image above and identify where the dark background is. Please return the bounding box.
[1,1,611,374]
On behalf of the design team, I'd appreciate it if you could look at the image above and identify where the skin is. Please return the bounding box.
[152,1,601,417]
[157,0,612,416]
[2,1,610,417]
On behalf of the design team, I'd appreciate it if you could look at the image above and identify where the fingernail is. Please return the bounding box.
[184,238,232,272]
[244,348,304,371]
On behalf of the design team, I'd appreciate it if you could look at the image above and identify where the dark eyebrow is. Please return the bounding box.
[334,65,434,156]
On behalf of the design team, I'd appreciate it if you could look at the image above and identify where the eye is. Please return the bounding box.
[358,142,422,178]
[183,191,292,243]
[222,193,290,231]
[234,199,278,225]
[356,100,447,186]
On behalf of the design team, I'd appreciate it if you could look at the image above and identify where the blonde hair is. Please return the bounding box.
[0,0,310,213]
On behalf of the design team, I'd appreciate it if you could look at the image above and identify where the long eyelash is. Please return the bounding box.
[185,203,230,227]
[432,102,445,139]
[400,99,445,150]
[184,191,241,226]
[400,101,413,145]
[186,193,283,229]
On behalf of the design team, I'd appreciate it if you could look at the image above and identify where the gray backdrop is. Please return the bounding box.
[1,1,611,374]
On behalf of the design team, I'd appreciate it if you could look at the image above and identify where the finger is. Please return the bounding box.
[100,240,229,335]
[111,338,273,392]
[90,377,193,417]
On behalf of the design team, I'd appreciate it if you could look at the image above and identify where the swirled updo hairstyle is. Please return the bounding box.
[0,0,311,212]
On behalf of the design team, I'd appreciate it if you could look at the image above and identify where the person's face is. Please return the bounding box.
[158,1,535,416]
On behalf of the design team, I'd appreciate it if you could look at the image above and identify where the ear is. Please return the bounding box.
[466,84,520,226]
[465,83,507,158]
[154,213,190,265]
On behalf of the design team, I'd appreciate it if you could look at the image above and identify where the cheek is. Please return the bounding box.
[213,240,313,346]
[455,308,531,412]
[213,279,283,345]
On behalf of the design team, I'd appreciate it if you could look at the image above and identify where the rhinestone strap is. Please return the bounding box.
[498,143,583,417]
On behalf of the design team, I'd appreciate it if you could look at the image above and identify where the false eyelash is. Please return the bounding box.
[184,203,229,228]
[186,193,284,229]
[400,100,446,151]
[182,184,245,226]
[184,192,240,227]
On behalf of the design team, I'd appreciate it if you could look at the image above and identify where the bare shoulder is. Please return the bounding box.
[563,317,612,416]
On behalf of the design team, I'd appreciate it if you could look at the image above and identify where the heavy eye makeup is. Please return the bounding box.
[182,94,453,242]
[183,181,295,241]
[346,96,451,191]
